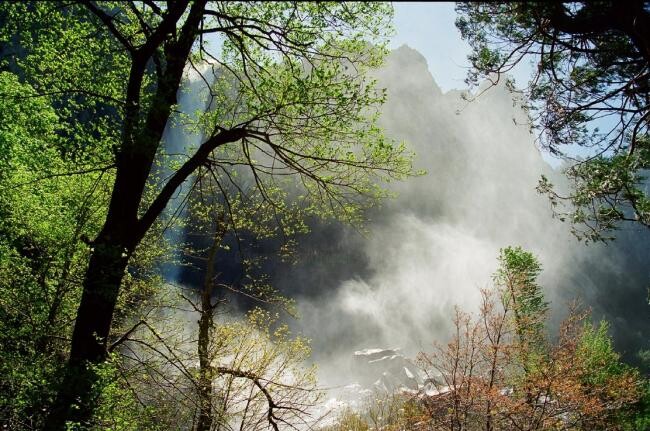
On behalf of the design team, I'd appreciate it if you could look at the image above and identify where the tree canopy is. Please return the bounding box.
[0,1,413,428]
[3,3,648,430]
[456,1,650,241]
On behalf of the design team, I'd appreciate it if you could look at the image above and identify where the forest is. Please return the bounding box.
[0,2,649,430]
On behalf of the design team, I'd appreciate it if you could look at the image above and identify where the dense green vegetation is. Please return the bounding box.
[0,1,413,428]
[0,2,647,430]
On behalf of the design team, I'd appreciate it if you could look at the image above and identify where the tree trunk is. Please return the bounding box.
[196,289,215,431]
[43,3,219,428]
[45,235,131,429]
[196,216,226,431]
[196,260,216,431]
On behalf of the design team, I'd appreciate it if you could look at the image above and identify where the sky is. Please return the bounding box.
[390,2,471,93]
[390,2,557,166]
[391,2,533,93]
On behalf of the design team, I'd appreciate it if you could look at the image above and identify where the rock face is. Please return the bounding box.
[281,45,650,386]
[302,45,650,422]
[315,347,425,424]
[172,45,650,398]
[352,348,422,392]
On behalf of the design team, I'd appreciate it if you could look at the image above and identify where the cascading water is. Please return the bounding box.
[259,45,650,396]
[158,67,214,286]
[148,46,650,422]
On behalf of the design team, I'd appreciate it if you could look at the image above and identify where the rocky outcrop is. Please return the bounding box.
[351,348,422,392]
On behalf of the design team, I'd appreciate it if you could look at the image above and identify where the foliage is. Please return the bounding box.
[2,1,413,230]
[0,70,108,428]
[322,409,369,431]
[416,247,642,430]
[321,249,645,431]
[0,1,413,427]
[0,64,167,430]
[619,380,650,431]
[179,161,312,314]
[320,393,428,431]
[495,246,548,362]
[456,2,650,241]
[112,304,320,430]
[537,139,650,241]
[73,356,164,431]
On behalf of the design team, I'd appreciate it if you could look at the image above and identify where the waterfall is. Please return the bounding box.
[150,46,650,407]
[261,46,650,389]
[158,67,214,286]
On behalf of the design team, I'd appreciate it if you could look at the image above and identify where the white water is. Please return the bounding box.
[151,47,650,425]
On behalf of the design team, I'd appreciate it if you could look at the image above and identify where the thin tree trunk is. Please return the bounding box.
[196,215,227,431]
[485,303,508,431]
